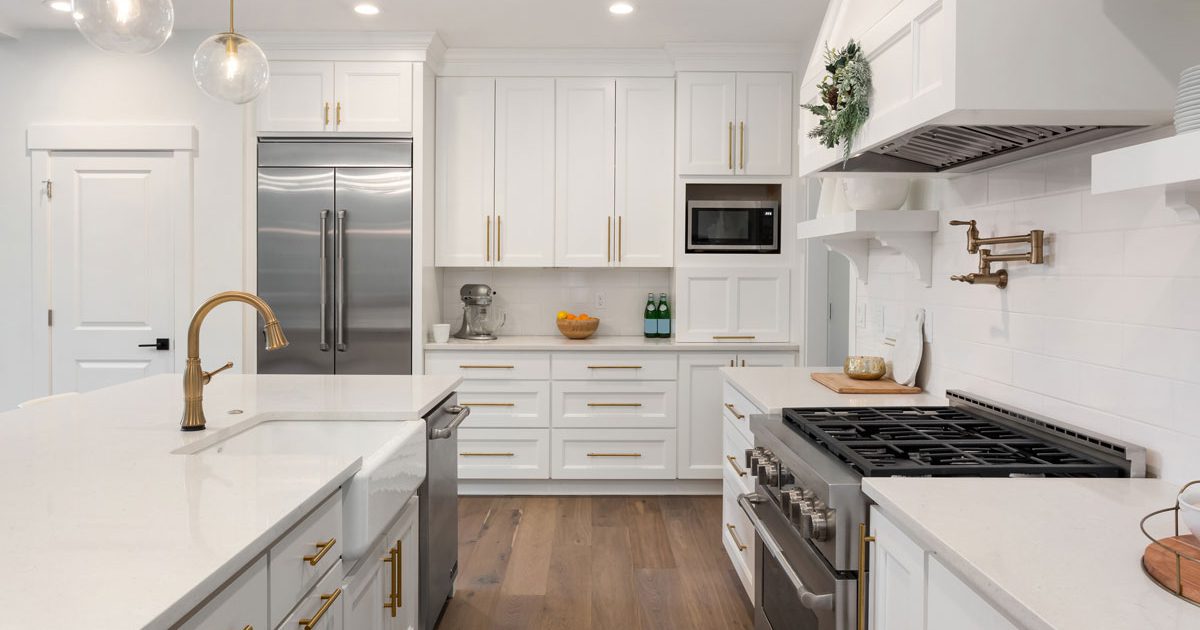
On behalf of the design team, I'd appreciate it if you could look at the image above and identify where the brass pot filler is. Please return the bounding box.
[948,219,1045,289]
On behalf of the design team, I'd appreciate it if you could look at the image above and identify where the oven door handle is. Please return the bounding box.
[738,493,835,612]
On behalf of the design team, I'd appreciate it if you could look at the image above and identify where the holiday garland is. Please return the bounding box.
[801,40,873,161]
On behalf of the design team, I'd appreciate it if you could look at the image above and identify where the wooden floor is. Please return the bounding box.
[436,496,754,630]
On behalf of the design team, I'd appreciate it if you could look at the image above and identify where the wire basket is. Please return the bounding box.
[1140,480,1200,607]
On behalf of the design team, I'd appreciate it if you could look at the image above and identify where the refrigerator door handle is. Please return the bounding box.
[319,209,330,351]
[335,209,348,352]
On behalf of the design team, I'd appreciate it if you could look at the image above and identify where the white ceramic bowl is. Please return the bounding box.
[1180,486,1200,538]
[842,178,911,212]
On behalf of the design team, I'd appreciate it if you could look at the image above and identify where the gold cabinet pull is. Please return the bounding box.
[382,544,397,616]
[460,402,515,407]
[724,403,746,420]
[617,215,623,262]
[586,365,643,369]
[726,455,747,476]
[459,364,514,369]
[244,626,254,630]
[607,216,612,263]
[461,452,515,457]
[299,587,342,629]
[712,335,756,340]
[729,359,735,367]
[496,214,502,262]
[741,359,747,367]
[726,523,748,551]
[395,539,404,608]
[335,101,342,127]
[728,121,734,170]
[587,452,642,457]
[323,102,330,127]
[485,216,491,262]
[739,121,745,170]
[587,402,643,407]
[857,523,876,630]
[303,537,336,566]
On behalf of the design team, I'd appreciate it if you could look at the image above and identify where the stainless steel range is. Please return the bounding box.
[738,390,1146,630]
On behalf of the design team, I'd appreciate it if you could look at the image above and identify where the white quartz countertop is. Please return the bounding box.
[864,478,1200,630]
[0,373,461,630]
[425,334,800,352]
[720,367,946,412]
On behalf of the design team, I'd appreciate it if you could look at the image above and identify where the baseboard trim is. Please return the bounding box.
[459,479,721,496]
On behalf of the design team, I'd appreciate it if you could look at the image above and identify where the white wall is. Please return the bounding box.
[0,31,247,409]
[854,129,1200,482]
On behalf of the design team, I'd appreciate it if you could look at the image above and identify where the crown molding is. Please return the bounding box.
[251,31,442,62]
[665,43,804,73]
[438,47,675,77]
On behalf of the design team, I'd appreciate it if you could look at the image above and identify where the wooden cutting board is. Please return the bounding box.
[812,372,923,394]
[1143,534,1200,604]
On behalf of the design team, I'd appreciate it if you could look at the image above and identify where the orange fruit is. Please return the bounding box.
[578,313,590,320]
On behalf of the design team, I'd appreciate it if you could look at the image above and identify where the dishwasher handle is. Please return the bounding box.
[430,405,471,440]
[738,493,835,612]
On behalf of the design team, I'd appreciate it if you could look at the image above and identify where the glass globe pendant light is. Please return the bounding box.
[192,0,270,104]
[73,0,175,54]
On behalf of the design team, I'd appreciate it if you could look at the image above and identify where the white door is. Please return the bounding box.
[676,72,737,175]
[334,62,414,133]
[870,507,928,630]
[555,78,616,267]
[435,77,495,267]
[733,269,790,343]
[256,61,335,132]
[675,269,736,342]
[678,353,737,479]
[735,72,793,175]
[49,153,175,393]
[615,78,674,267]
[495,78,555,267]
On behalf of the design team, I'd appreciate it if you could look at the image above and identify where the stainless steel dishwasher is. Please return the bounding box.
[420,395,469,630]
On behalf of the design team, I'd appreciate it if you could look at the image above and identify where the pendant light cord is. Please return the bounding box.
[229,0,235,33]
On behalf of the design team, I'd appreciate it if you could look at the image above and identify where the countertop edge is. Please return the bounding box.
[423,337,800,352]
[720,367,781,413]
[415,376,464,416]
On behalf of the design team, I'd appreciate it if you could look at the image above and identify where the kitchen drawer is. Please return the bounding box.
[722,484,756,601]
[176,554,269,630]
[279,559,345,630]
[722,380,762,445]
[457,379,550,428]
[458,428,551,479]
[551,428,676,479]
[270,492,343,628]
[551,352,677,380]
[425,351,550,380]
[552,381,677,429]
[722,418,754,496]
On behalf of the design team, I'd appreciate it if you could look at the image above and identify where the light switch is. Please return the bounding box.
[594,291,607,310]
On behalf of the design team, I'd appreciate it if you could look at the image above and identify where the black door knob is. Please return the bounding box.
[137,338,170,351]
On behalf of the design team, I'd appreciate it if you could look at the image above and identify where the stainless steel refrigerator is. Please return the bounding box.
[257,139,412,375]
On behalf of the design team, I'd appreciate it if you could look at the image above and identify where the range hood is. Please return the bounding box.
[797,0,1200,177]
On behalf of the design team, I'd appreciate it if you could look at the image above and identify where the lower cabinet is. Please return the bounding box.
[175,554,269,630]
[344,497,420,630]
[720,377,766,601]
[280,560,345,630]
[551,428,677,479]
[457,428,551,479]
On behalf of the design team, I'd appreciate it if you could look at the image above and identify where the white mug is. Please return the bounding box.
[432,324,451,343]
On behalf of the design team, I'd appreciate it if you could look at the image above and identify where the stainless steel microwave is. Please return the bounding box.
[686,199,781,253]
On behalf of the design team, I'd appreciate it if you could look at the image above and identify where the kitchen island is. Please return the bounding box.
[0,373,460,629]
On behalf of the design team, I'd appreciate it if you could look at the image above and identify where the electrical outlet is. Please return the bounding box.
[594,291,607,310]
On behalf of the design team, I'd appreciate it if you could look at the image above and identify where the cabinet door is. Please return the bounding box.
[390,500,420,630]
[733,269,790,343]
[335,62,414,133]
[555,78,616,267]
[677,353,737,479]
[435,78,495,267]
[735,72,793,175]
[675,270,736,342]
[256,61,335,132]
[177,555,269,630]
[927,557,1018,630]
[870,506,927,630]
[495,78,556,267]
[735,351,797,368]
[615,78,674,267]
[676,72,737,175]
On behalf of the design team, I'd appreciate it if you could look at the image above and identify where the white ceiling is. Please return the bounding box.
[3,0,829,48]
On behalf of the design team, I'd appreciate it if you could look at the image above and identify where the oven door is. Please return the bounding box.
[739,493,855,630]
[686,200,780,253]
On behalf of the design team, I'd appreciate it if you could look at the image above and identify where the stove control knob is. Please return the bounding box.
[780,489,804,512]
[802,507,835,542]
[760,457,781,485]
[777,467,795,487]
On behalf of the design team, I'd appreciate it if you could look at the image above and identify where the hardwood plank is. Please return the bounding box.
[626,497,678,569]
[457,496,497,571]
[591,495,629,528]
[555,495,593,546]
[490,594,544,630]
[500,497,558,596]
[634,568,700,630]
[537,520,593,630]
[591,525,643,630]
[438,497,523,630]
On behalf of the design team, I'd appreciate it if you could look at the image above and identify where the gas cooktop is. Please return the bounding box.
[782,404,1126,477]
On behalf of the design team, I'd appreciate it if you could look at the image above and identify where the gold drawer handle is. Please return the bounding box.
[587,452,642,457]
[382,543,398,616]
[587,402,643,407]
[713,335,756,340]
[459,364,515,369]
[461,452,515,457]
[858,523,876,630]
[726,523,748,551]
[586,365,643,369]
[461,402,516,407]
[298,587,342,629]
[303,537,336,566]
[726,455,747,477]
[724,402,746,420]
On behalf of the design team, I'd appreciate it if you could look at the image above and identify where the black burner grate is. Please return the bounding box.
[782,406,1124,477]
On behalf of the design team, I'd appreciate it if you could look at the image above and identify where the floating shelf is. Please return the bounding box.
[1092,132,1200,221]
[796,210,941,286]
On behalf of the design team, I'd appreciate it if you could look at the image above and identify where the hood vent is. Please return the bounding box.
[823,124,1144,174]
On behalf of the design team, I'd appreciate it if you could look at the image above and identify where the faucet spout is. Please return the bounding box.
[181,291,289,431]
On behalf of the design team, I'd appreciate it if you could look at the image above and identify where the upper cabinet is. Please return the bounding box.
[674,268,790,343]
[677,72,793,176]
[496,79,557,267]
[435,78,495,267]
[555,79,617,267]
[616,79,676,267]
[257,60,413,133]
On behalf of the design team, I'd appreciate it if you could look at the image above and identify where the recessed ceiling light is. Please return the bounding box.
[609,2,634,15]
[354,3,381,15]
[42,0,73,12]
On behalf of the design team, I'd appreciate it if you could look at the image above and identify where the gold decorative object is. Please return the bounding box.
[1140,480,1200,607]
[557,317,599,340]
[843,356,886,380]
[948,219,1045,288]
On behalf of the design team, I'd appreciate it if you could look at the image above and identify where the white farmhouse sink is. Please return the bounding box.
[185,418,427,564]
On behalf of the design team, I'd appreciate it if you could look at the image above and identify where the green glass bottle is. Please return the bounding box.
[643,292,658,338]
[656,292,672,339]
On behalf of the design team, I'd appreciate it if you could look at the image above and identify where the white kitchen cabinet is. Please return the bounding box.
[269,493,343,628]
[551,380,677,429]
[457,428,551,479]
[457,380,550,428]
[927,556,1018,630]
[435,78,495,267]
[555,78,617,267]
[870,506,927,630]
[551,427,676,479]
[675,268,790,343]
[495,78,556,267]
[721,471,756,602]
[256,61,336,132]
[176,554,269,630]
[677,72,792,176]
[615,78,675,267]
[257,61,412,133]
[344,497,419,630]
[719,377,766,602]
